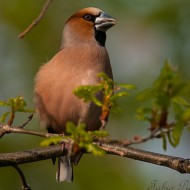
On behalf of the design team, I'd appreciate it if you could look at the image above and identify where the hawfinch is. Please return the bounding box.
[34,7,116,182]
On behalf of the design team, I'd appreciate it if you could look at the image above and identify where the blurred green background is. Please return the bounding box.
[1,0,190,189]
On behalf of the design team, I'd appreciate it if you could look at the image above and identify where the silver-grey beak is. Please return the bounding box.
[95,12,117,32]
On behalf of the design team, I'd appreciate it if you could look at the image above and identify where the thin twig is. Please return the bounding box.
[0,124,58,138]
[123,128,165,146]
[0,121,173,146]
[18,0,53,38]
[103,127,174,146]
[20,114,33,128]
[12,165,31,190]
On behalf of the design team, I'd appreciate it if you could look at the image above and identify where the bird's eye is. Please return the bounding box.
[83,13,93,21]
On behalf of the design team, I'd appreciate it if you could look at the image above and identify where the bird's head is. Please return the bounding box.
[62,7,116,47]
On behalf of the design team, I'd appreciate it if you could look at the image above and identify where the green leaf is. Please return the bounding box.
[136,88,153,101]
[172,101,184,120]
[162,133,167,151]
[167,132,176,147]
[172,96,190,107]
[135,108,152,121]
[110,92,129,101]
[40,136,63,147]
[98,72,112,82]
[66,122,77,134]
[183,108,190,121]
[0,101,10,107]
[0,112,10,123]
[85,144,105,156]
[172,122,184,146]
[74,85,102,102]
[76,123,86,132]
[91,130,109,138]
[91,96,103,107]
[116,83,136,90]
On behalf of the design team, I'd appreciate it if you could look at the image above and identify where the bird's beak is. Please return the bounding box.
[95,12,117,32]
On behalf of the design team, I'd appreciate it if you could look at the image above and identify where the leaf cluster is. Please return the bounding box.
[0,96,34,125]
[40,122,108,156]
[136,61,190,148]
[66,122,108,156]
[74,72,136,117]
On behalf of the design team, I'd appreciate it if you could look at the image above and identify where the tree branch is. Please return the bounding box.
[18,0,53,38]
[0,121,189,174]
[98,143,190,174]
[0,145,66,167]
[12,165,31,190]
[0,142,190,174]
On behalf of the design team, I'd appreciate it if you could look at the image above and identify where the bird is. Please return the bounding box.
[34,7,116,182]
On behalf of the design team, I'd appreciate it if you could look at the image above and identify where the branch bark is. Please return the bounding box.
[99,143,190,174]
[0,142,190,174]
[0,145,65,167]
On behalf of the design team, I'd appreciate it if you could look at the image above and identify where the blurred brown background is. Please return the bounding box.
[1,0,190,189]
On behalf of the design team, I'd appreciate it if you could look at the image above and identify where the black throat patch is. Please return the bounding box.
[95,30,106,46]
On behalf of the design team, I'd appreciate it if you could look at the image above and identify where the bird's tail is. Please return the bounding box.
[56,156,73,182]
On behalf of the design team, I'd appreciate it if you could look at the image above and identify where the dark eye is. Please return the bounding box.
[83,13,93,21]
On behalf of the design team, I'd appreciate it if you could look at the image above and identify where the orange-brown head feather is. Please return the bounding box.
[62,7,116,48]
